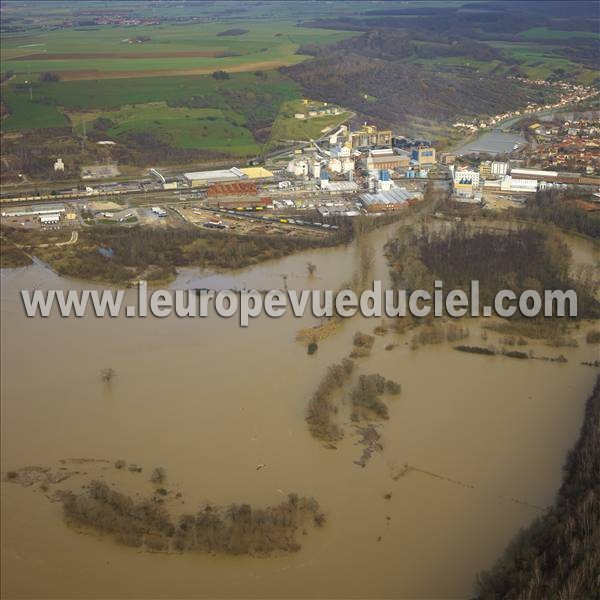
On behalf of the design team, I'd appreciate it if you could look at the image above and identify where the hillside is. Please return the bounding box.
[282,47,543,134]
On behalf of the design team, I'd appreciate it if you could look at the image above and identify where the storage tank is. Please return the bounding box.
[311,161,321,179]
[294,161,308,177]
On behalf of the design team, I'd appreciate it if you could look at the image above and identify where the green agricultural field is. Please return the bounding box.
[410,56,504,74]
[2,69,315,156]
[2,70,300,150]
[0,20,356,158]
[0,89,69,129]
[0,22,354,79]
[517,27,600,40]
[4,70,295,111]
[69,102,262,156]
[488,41,595,84]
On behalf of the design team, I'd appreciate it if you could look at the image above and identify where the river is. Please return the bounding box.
[453,107,600,157]
[1,223,599,599]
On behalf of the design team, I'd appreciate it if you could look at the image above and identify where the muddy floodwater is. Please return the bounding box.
[1,223,599,599]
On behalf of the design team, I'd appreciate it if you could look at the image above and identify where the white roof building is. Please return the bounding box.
[2,204,66,218]
[40,214,61,224]
[453,169,480,187]
[183,168,246,185]
[510,168,558,179]
[360,187,418,209]
[491,161,508,176]
[500,175,538,193]
[325,181,359,193]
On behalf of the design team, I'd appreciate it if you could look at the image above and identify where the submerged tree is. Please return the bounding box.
[100,368,116,383]
[150,467,167,485]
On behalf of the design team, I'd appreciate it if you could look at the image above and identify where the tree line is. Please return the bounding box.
[62,480,325,556]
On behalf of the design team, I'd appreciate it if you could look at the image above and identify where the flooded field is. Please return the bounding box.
[1,223,599,599]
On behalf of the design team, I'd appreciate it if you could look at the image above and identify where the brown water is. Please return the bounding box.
[1,224,599,599]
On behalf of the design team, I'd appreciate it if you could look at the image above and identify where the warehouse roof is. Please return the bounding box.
[184,168,246,182]
[2,203,66,217]
[360,187,416,207]
[207,182,258,196]
[366,154,409,164]
[511,168,558,178]
[327,181,359,192]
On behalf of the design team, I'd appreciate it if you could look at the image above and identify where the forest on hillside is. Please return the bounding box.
[283,28,547,131]
[284,51,537,128]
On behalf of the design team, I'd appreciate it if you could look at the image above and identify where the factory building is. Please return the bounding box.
[313,161,324,179]
[319,171,330,190]
[329,157,354,174]
[345,124,392,149]
[453,168,480,196]
[184,167,246,187]
[500,176,538,193]
[183,166,272,187]
[318,171,358,193]
[510,168,557,182]
[439,152,456,165]
[204,180,271,209]
[2,204,66,218]
[40,213,61,225]
[378,170,392,191]
[411,146,436,167]
[286,159,309,177]
[330,145,351,159]
[491,161,509,177]
[360,187,420,212]
[329,125,348,146]
[364,151,410,172]
[479,161,492,178]
[370,170,393,192]
[453,169,480,187]
[207,182,258,197]
[326,181,360,194]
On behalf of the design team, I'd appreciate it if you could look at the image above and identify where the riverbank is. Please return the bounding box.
[450,100,599,155]
[0,224,352,286]
[475,375,600,599]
